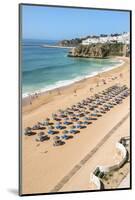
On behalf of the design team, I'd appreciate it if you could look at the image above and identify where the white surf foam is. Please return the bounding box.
[22,58,125,99]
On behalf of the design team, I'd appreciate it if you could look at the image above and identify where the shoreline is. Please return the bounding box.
[22,56,126,107]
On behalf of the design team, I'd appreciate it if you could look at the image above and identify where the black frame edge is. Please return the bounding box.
[18,3,132,196]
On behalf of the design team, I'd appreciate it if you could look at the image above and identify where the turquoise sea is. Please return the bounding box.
[22,39,122,97]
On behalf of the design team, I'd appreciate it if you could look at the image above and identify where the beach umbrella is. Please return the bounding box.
[65,117,69,120]
[38,131,45,137]
[58,109,64,113]
[52,116,56,120]
[62,130,69,134]
[75,113,79,117]
[53,136,60,141]
[70,113,74,117]
[44,121,49,126]
[66,108,70,111]
[70,125,75,129]
[78,121,83,124]
[24,127,32,135]
[24,127,31,133]
[83,117,88,121]
[25,127,31,131]
[52,113,57,117]
[45,118,50,122]
[55,122,61,126]
[48,125,54,130]
[63,111,68,115]
[32,124,40,130]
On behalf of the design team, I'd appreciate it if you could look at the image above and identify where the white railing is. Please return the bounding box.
[90,141,128,189]
[98,142,127,173]
[90,173,102,190]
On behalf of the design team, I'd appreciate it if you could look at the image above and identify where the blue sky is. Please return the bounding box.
[22,5,130,40]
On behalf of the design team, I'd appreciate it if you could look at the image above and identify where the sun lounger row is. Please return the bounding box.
[24,84,130,146]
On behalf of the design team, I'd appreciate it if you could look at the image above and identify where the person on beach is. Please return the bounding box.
[74,89,77,96]
[35,93,38,98]
[120,73,123,78]
[102,79,106,84]
[96,81,99,87]
[90,87,93,92]
[57,89,61,95]
[29,94,32,105]
[49,91,52,95]
[98,73,101,78]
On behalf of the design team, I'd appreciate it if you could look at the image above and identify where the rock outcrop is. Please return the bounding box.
[68,43,128,58]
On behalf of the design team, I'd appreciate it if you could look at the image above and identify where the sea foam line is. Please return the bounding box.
[22,59,125,99]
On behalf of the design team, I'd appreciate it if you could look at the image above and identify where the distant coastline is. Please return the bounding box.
[41,44,74,49]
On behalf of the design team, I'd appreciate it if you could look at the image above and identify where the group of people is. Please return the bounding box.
[28,92,39,105]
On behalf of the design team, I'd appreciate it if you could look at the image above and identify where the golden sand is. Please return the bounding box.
[21,56,130,194]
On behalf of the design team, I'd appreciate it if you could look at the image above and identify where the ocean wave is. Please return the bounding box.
[22,58,124,98]
[22,61,75,74]
[22,68,109,98]
[22,76,84,98]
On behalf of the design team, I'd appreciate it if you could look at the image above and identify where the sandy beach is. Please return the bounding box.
[21,56,130,194]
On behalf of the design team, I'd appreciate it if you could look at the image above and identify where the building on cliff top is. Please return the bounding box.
[82,32,130,45]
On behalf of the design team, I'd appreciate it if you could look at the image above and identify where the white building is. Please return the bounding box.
[99,37,108,43]
[117,32,130,44]
[82,37,99,45]
[82,32,130,45]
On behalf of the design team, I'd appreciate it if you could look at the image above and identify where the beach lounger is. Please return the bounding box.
[53,139,64,146]
[36,133,49,142]
[24,127,33,136]
[48,130,56,135]
[69,129,79,134]
[61,134,71,140]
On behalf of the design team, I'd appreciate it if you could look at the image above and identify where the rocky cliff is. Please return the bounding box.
[68,43,127,58]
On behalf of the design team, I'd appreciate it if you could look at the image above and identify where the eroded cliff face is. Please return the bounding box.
[68,44,126,58]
